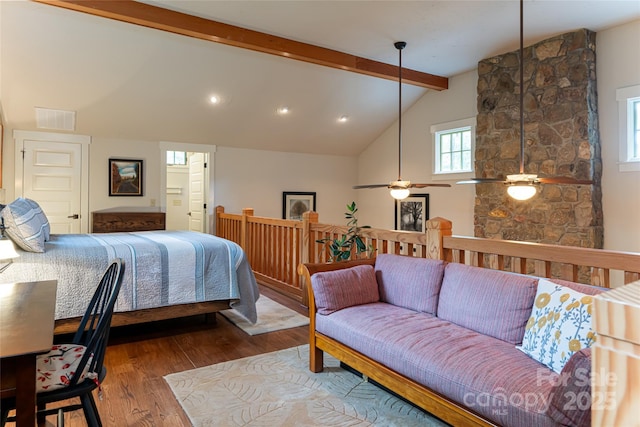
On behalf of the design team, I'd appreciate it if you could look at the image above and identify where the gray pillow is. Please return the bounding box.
[0,198,47,252]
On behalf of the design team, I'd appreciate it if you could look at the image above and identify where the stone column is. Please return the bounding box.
[474,29,603,254]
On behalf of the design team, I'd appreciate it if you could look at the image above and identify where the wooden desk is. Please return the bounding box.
[0,280,58,427]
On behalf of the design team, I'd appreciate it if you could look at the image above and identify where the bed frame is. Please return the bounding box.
[54,300,232,334]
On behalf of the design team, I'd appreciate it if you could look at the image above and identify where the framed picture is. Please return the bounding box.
[395,194,429,232]
[283,191,316,220]
[109,158,143,196]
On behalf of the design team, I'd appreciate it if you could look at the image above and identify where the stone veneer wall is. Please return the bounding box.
[475,29,603,250]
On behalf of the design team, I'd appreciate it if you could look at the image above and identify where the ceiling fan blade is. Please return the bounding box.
[536,177,593,185]
[410,183,452,188]
[457,178,506,184]
[352,184,390,189]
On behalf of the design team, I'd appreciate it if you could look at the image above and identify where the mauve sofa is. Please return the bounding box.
[305,254,603,427]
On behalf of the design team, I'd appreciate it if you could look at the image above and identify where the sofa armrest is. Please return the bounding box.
[546,348,592,427]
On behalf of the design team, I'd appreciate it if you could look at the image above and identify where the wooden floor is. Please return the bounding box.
[28,286,308,427]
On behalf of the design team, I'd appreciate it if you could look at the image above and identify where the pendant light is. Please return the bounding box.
[457,0,592,199]
[353,42,450,199]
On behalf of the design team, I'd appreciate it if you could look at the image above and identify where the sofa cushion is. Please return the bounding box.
[374,254,445,315]
[547,348,592,427]
[311,264,379,315]
[517,279,596,374]
[36,344,93,392]
[316,304,559,427]
[437,263,538,344]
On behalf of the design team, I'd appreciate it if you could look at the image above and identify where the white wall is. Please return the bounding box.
[356,70,477,236]
[89,137,162,211]
[2,134,357,228]
[214,146,357,225]
[89,139,357,226]
[596,19,640,252]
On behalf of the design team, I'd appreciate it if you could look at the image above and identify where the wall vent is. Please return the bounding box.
[35,107,76,131]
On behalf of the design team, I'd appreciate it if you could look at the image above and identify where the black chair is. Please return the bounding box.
[1,258,124,427]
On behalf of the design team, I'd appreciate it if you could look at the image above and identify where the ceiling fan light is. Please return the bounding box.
[390,188,410,200]
[506,173,537,183]
[507,184,537,201]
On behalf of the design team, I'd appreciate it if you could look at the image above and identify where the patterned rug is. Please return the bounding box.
[164,345,448,426]
[220,295,309,335]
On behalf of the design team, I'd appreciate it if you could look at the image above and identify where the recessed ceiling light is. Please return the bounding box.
[277,106,290,115]
[338,115,349,123]
[209,95,221,104]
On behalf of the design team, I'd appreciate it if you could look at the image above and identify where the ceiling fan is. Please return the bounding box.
[353,41,451,200]
[457,0,593,201]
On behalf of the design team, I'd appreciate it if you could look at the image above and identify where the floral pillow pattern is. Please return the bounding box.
[517,278,596,374]
[36,344,93,392]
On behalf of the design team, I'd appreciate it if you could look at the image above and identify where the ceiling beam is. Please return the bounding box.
[33,0,448,91]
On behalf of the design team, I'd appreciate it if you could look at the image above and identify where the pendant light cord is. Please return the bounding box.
[395,41,406,181]
[519,0,525,175]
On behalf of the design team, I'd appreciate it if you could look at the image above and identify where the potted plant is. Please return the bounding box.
[316,201,374,262]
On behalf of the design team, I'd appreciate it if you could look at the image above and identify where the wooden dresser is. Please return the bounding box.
[92,207,166,233]
[592,280,640,426]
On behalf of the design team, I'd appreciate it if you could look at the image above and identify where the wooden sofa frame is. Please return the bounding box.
[301,258,500,427]
[299,218,640,427]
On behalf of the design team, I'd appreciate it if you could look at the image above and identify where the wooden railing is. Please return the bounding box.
[215,206,640,303]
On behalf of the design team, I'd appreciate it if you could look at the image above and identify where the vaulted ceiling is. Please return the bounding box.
[1,1,638,156]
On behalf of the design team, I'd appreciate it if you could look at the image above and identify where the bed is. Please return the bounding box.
[0,229,260,334]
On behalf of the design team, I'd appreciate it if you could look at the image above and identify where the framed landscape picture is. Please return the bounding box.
[109,158,143,196]
[395,194,429,232]
[282,191,316,220]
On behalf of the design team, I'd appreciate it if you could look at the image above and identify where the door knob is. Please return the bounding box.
[67,214,79,219]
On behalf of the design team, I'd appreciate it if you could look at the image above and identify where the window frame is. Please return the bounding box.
[431,117,476,180]
[166,150,187,166]
[616,84,640,172]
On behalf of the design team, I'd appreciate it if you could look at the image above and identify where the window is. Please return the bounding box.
[431,117,475,178]
[166,150,187,165]
[616,85,640,172]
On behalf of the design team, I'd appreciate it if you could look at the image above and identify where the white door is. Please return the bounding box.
[188,152,207,233]
[15,131,89,234]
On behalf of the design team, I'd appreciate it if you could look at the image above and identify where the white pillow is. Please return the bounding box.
[25,198,50,241]
[517,278,596,373]
[0,197,48,252]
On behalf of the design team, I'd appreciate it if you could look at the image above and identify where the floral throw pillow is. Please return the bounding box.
[36,344,93,392]
[517,278,596,374]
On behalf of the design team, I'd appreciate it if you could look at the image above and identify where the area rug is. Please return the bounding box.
[164,345,448,427]
[220,295,309,335]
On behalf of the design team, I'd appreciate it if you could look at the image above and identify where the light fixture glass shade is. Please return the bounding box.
[390,188,410,200]
[507,184,537,201]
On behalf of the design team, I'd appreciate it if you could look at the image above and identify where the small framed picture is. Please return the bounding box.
[395,194,429,232]
[109,158,143,196]
[283,191,316,220]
